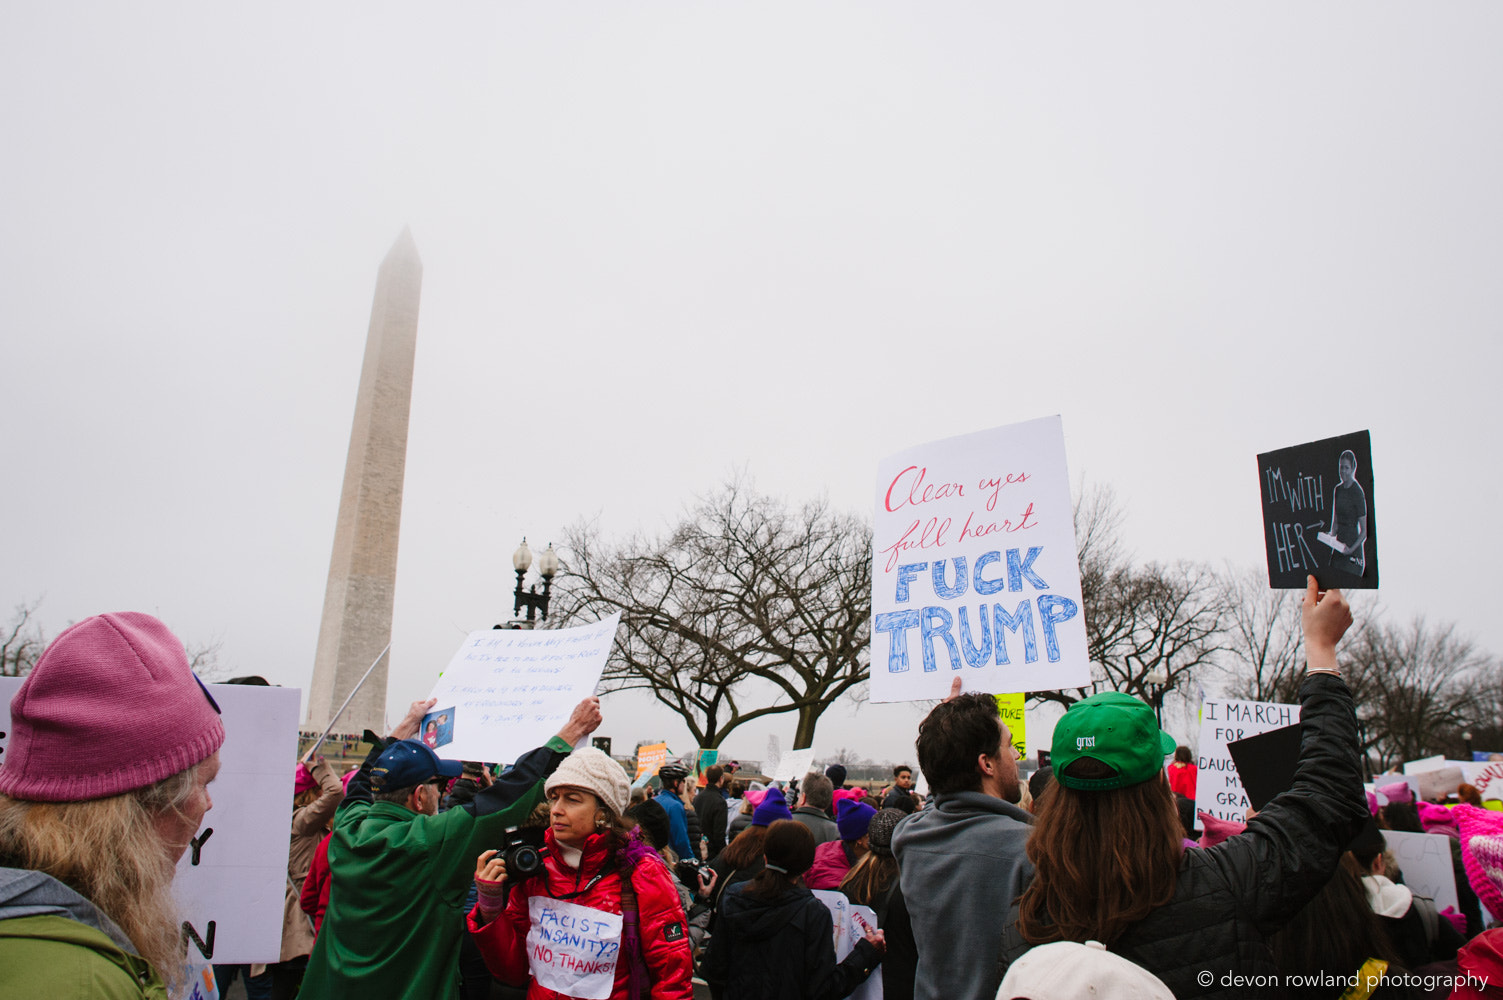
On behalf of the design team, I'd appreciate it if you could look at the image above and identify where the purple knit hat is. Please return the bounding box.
[0,612,225,802]
[837,799,877,841]
[752,786,793,826]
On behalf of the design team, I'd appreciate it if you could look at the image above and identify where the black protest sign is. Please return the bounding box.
[1228,722,1380,852]
[1257,430,1378,589]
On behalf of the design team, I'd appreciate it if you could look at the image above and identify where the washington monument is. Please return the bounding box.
[306,229,422,734]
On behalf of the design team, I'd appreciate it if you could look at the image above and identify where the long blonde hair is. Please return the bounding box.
[0,766,202,992]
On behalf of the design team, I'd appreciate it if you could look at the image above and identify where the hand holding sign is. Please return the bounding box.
[558,696,603,747]
[1301,575,1351,674]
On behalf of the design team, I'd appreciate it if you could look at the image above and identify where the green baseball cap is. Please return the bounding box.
[1052,691,1177,791]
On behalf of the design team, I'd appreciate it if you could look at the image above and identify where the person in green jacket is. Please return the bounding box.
[298,693,604,1000]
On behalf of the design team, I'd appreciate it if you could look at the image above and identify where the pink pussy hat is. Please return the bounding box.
[0,612,225,802]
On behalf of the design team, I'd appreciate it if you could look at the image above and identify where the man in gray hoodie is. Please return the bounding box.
[892,682,1032,1000]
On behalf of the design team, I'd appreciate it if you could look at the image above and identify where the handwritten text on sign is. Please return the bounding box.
[427,616,618,763]
[526,896,623,1000]
[871,417,1089,701]
[1195,698,1300,825]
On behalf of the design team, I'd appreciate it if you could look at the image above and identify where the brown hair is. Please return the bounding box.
[745,819,815,900]
[1017,758,1182,946]
[719,823,769,871]
[0,765,206,993]
[839,849,898,906]
[916,693,1002,795]
[1268,853,1402,995]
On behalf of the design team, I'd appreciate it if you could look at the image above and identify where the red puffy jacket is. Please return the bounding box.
[804,839,857,891]
[467,828,693,1000]
[299,831,333,936]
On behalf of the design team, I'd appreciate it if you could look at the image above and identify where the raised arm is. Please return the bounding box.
[1206,576,1367,932]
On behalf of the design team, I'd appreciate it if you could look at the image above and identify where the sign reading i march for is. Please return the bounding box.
[870,417,1090,702]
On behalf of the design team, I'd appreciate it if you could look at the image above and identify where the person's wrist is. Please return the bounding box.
[1306,643,1339,674]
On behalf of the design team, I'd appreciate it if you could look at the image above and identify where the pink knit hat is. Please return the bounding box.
[1417,800,1459,839]
[1197,811,1247,848]
[0,612,225,802]
[1457,805,1503,924]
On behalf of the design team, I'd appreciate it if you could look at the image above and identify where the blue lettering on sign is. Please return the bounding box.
[921,607,960,672]
[993,600,1037,665]
[880,546,1080,672]
[931,558,968,599]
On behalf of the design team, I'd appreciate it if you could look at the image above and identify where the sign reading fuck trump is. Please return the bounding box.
[871,417,1090,702]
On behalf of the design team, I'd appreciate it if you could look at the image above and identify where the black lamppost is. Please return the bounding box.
[1144,669,1168,728]
[497,538,559,630]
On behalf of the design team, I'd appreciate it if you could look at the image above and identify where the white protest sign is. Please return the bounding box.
[0,677,299,965]
[1467,762,1503,801]
[426,616,619,763]
[871,417,1089,702]
[1403,755,1447,775]
[1195,698,1300,825]
[1382,830,1459,913]
[526,895,623,1000]
[813,890,883,1000]
[773,747,817,783]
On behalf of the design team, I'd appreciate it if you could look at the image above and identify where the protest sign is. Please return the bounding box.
[772,747,817,783]
[0,677,300,965]
[1382,830,1460,913]
[1403,755,1447,775]
[813,890,883,1000]
[426,616,619,763]
[1230,723,1382,851]
[1257,430,1378,589]
[695,748,720,786]
[1195,697,1300,825]
[871,417,1089,702]
[1468,762,1503,801]
[635,742,669,780]
[525,895,623,1000]
[996,693,1026,760]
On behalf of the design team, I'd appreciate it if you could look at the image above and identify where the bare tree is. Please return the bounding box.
[1344,616,1490,772]
[1218,566,1307,703]
[0,600,46,677]
[186,637,230,681]
[551,480,871,750]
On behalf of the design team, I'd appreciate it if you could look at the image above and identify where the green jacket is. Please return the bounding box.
[0,868,167,999]
[299,735,573,1000]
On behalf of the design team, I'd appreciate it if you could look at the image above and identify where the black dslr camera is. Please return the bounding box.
[674,857,711,888]
[498,826,546,881]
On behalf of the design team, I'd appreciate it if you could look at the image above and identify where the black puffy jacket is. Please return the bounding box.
[701,881,879,1000]
[1003,673,1370,999]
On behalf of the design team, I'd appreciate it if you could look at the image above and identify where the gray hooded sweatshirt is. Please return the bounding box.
[891,791,1033,1000]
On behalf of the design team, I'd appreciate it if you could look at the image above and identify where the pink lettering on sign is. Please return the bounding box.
[877,517,951,573]
[956,502,1038,543]
[978,472,1031,512]
[884,466,966,512]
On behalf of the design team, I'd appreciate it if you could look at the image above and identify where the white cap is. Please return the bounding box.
[998,941,1173,1000]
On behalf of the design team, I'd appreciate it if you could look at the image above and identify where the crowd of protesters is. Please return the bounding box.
[5,578,1503,999]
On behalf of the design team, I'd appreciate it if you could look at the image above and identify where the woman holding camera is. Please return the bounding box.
[468,747,693,999]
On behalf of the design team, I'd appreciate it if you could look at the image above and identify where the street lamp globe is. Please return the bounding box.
[513,539,533,574]
[537,542,560,579]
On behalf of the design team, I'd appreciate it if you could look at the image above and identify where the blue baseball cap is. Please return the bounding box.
[370,739,464,791]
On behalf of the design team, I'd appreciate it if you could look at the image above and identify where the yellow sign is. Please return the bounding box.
[634,742,669,779]
[995,694,1026,760]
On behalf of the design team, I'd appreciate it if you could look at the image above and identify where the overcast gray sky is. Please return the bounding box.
[4,4,1499,763]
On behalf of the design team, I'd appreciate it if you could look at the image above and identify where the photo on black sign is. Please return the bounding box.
[1256,429,1378,590]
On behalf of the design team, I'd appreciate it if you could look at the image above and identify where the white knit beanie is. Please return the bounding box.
[544,747,630,816]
